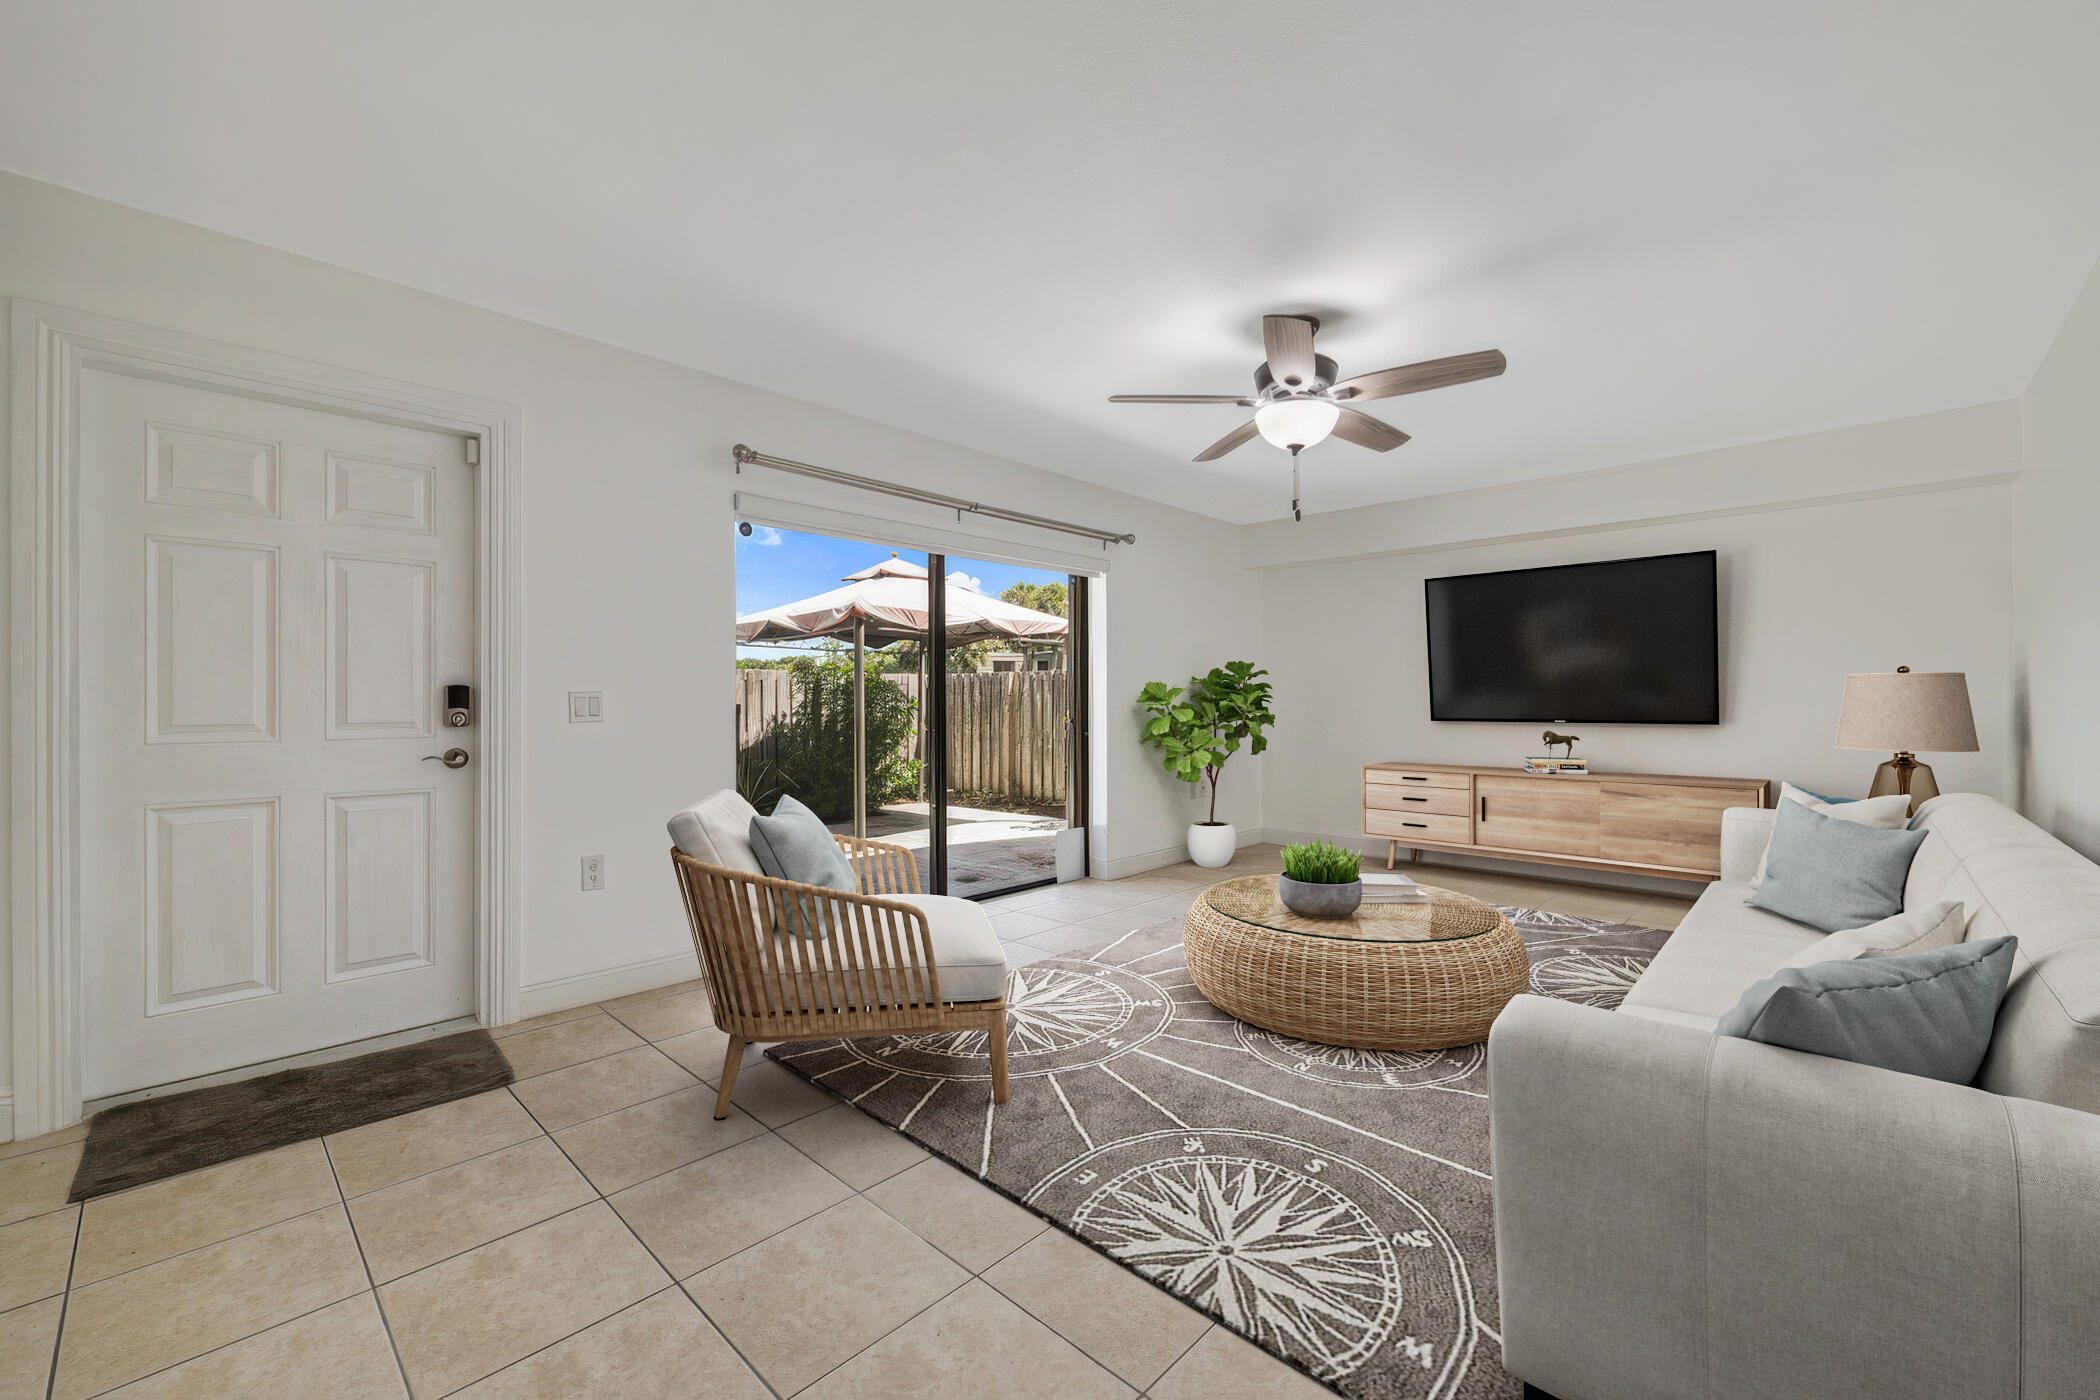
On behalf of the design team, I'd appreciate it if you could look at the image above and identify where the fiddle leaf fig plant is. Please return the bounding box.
[1137,661,1276,825]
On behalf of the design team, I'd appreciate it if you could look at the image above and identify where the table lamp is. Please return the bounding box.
[1835,667,1978,813]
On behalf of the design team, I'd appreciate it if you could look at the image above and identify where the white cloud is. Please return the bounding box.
[947,571,984,591]
[743,524,782,546]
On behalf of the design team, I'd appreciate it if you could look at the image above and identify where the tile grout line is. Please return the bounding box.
[1140,1321,1218,1398]
[490,1086,789,1400]
[321,1134,415,1399]
[40,1201,83,1400]
[57,1197,347,1294]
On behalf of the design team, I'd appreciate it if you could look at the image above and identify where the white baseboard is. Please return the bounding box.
[1095,826,1271,882]
[516,951,701,1020]
[1263,825,1704,898]
[0,1088,12,1144]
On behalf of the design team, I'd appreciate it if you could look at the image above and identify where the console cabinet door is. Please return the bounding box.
[1600,782,1761,874]
[1474,776,1601,856]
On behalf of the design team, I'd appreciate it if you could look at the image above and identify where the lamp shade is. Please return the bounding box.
[1835,670,1978,753]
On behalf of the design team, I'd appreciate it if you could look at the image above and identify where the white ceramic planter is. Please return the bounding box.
[1187,822,1236,868]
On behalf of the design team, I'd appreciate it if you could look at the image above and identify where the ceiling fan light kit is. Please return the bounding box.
[1254,396,1340,450]
[1111,313,1506,521]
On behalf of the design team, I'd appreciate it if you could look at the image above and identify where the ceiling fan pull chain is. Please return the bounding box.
[1290,445,1303,522]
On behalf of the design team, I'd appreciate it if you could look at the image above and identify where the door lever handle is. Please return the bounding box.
[423,748,469,769]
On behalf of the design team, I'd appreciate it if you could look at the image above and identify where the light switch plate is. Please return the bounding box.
[568,691,603,723]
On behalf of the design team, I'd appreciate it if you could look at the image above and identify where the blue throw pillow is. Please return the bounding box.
[748,795,858,937]
[1747,798,1926,932]
[1716,936,2017,1084]
[1794,787,1856,804]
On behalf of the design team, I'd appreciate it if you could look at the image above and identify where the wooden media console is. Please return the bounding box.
[1363,761,1770,882]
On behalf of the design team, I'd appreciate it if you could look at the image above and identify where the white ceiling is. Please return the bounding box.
[4,2,2098,524]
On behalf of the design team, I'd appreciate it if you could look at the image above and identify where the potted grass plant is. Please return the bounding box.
[1278,838,1363,918]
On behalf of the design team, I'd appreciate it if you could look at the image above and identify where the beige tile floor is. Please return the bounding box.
[0,848,1696,1399]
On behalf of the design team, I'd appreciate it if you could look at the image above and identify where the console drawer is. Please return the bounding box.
[1364,784,1471,817]
[1365,767,1470,791]
[1365,810,1473,844]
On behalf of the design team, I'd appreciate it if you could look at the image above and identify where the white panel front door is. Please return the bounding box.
[78,369,477,1099]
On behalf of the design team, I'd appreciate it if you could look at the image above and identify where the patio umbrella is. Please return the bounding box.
[736,556,1068,835]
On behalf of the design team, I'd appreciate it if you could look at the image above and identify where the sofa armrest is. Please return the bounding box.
[1717,805,1775,883]
[1489,995,2100,1400]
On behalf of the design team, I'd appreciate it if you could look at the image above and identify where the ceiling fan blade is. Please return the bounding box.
[1331,408,1411,452]
[1193,420,1261,462]
[1108,394,1256,405]
[1262,315,1318,389]
[1332,349,1507,401]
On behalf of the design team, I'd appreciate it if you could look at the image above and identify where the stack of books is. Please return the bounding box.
[1523,755,1589,775]
[1362,872,1429,903]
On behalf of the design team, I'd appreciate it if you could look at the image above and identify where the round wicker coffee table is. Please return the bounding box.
[1183,875,1530,1051]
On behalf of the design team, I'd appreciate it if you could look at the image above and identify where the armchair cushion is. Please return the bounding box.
[889,894,1009,1003]
[775,894,1009,1009]
[749,795,857,937]
[668,790,764,874]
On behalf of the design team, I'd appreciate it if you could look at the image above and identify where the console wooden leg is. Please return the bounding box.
[713,1036,746,1120]
[1387,840,1398,869]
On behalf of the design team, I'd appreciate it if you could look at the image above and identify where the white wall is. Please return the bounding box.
[1254,413,2023,870]
[0,172,1259,1111]
[2016,257,2100,857]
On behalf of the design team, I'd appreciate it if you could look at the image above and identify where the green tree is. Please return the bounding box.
[999,581,1066,617]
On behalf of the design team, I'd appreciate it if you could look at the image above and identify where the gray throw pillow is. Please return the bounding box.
[1746,797,1926,933]
[1715,936,2017,1084]
[748,795,858,937]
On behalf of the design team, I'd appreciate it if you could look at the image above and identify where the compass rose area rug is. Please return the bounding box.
[765,905,1672,1400]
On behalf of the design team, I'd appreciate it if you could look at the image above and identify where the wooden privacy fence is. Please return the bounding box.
[736,669,1069,805]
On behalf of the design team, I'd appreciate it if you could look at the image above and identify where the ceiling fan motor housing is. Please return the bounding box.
[1254,354,1340,398]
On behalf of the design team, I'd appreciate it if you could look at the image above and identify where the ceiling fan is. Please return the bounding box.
[1110,314,1506,519]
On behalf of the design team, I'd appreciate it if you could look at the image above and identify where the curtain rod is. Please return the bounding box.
[732,444,1137,547]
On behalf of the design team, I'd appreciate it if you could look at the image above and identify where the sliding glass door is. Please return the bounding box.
[734,524,1087,898]
[930,555,1077,898]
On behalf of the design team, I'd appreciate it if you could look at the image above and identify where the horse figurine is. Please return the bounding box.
[1541,730,1580,759]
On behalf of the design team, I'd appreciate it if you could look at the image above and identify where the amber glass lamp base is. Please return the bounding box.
[1867,752,1939,815]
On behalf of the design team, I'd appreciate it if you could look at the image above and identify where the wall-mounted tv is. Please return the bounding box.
[1425,550,1719,724]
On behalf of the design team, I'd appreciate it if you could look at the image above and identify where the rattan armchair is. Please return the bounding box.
[670,832,1010,1119]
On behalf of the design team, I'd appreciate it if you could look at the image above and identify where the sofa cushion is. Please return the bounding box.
[1716,936,2019,1085]
[1749,784,1912,889]
[1618,881,1824,1024]
[668,790,763,874]
[1748,799,1926,933]
[1779,900,1966,968]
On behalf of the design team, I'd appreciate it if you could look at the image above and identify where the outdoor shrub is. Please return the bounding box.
[752,654,921,824]
[1281,838,1362,885]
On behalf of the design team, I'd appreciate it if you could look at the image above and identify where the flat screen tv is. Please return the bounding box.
[1425,550,1719,724]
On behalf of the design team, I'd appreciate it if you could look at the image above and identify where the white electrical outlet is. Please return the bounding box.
[581,854,604,891]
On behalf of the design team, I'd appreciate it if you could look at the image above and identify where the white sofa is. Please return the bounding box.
[1488,793,2100,1400]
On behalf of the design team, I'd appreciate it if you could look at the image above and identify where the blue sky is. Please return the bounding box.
[735,523,1065,660]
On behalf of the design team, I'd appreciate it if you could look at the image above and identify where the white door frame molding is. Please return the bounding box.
[8,300,525,1136]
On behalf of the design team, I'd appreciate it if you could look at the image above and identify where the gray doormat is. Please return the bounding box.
[71,1028,513,1202]
[766,905,1671,1399]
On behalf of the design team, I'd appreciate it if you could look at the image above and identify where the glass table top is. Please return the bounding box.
[1200,874,1507,944]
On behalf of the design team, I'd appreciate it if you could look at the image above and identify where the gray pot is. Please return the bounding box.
[1278,875,1363,919]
